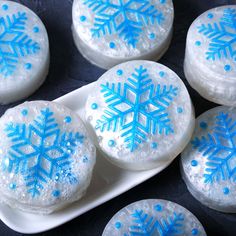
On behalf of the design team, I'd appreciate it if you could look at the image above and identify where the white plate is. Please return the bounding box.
[0,83,173,234]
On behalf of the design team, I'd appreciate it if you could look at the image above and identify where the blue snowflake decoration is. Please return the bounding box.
[0,11,40,76]
[96,65,178,152]
[127,209,184,235]
[192,112,236,184]
[3,108,84,197]
[198,8,236,62]
[83,0,164,48]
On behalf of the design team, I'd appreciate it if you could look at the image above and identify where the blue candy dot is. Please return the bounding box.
[64,116,72,123]
[9,183,16,190]
[21,109,28,116]
[195,41,201,46]
[108,140,115,147]
[80,15,86,22]
[192,228,198,235]
[33,26,39,33]
[224,64,231,71]
[154,204,162,212]
[177,107,183,113]
[223,187,230,195]
[151,142,158,149]
[25,63,32,70]
[149,33,155,39]
[191,160,198,167]
[52,190,60,197]
[115,221,122,229]
[159,0,166,4]
[159,71,165,77]
[91,103,98,110]
[200,121,208,129]
[83,156,88,163]
[207,13,214,19]
[117,69,123,76]
[109,42,116,49]
[2,4,8,11]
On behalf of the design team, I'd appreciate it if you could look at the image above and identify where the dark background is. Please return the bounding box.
[1,0,236,235]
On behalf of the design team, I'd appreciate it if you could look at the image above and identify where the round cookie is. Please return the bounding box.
[181,106,236,213]
[85,60,194,170]
[184,5,236,106]
[0,1,49,104]
[0,101,96,214]
[72,0,174,69]
[102,199,206,236]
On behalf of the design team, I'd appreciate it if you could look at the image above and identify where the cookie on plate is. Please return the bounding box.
[0,101,96,214]
[86,60,194,170]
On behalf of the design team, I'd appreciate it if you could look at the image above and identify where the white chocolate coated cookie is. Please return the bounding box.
[0,101,96,214]
[72,0,173,69]
[181,106,236,212]
[86,60,194,170]
[103,199,206,236]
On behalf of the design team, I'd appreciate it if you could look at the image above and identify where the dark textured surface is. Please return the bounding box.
[0,0,236,235]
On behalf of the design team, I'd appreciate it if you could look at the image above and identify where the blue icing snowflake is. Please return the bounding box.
[125,209,184,235]
[0,11,40,76]
[192,112,236,184]
[3,108,84,197]
[95,65,178,152]
[198,8,236,64]
[83,0,164,48]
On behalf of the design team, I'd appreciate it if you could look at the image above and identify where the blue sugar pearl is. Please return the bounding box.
[117,69,123,76]
[33,26,39,33]
[2,4,8,11]
[191,160,198,167]
[177,107,183,113]
[9,183,16,190]
[192,228,198,235]
[21,109,28,116]
[64,116,72,123]
[159,71,165,77]
[25,63,32,70]
[151,142,158,149]
[200,121,208,129]
[224,64,231,71]
[91,103,98,110]
[108,140,115,147]
[154,204,162,212]
[83,156,88,163]
[223,187,230,195]
[195,41,201,46]
[80,15,86,22]
[109,42,116,49]
[207,13,214,19]
[149,33,155,39]
[52,190,60,197]
[159,0,166,4]
[115,221,122,229]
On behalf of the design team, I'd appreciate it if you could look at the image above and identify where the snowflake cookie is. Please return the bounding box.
[0,101,96,214]
[86,60,194,170]
[0,1,49,104]
[72,0,173,69]
[184,5,236,106]
[181,106,236,213]
[102,199,206,236]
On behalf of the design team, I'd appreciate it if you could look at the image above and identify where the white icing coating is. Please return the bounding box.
[181,106,236,213]
[85,60,194,170]
[184,5,236,106]
[72,0,173,69]
[0,101,96,214]
[0,1,49,104]
[102,199,206,236]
